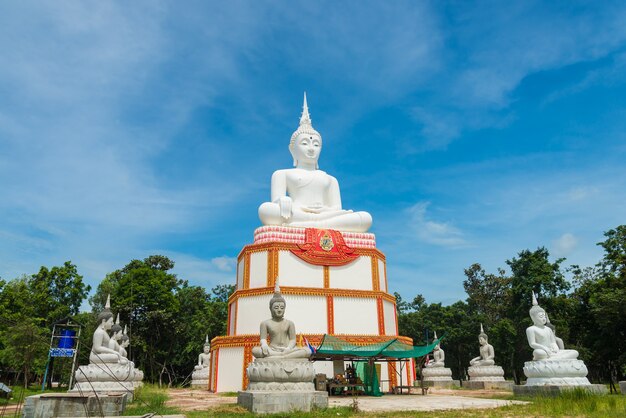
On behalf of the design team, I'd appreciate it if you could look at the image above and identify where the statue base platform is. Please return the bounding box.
[237,390,328,414]
[464,381,514,390]
[468,365,505,382]
[523,359,590,386]
[71,363,140,401]
[513,384,608,396]
[191,367,209,388]
[422,380,461,388]
[22,392,127,418]
[620,381,626,395]
[421,366,454,382]
[246,358,316,392]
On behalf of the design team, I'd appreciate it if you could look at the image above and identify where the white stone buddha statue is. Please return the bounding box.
[258,93,372,233]
[526,292,578,360]
[425,331,445,368]
[119,326,129,359]
[89,295,127,365]
[469,324,495,367]
[195,336,211,371]
[251,284,311,359]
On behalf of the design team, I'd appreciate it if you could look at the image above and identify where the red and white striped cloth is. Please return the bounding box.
[253,225,376,249]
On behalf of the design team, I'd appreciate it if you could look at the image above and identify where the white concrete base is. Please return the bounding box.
[464,380,514,390]
[421,367,453,381]
[191,367,209,388]
[513,384,608,396]
[237,390,328,414]
[422,380,461,388]
[620,381,626,395]
[22,392,127,418]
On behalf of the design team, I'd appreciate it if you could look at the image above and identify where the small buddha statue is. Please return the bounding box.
[425,331,445,368]
[89,295,127,365]
[526,292,578,360]
[195,336,211,370]
[108,313,123,353]
[119,326,129,359]
[258,93,372,233]
[469,324,495,366]
[251,284,311,359]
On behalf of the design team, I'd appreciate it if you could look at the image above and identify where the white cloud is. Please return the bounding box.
[408,202,467,247]
[552,233,578,257]
[211,256,237,273]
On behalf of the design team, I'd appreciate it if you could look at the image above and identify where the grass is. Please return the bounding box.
[122,385,626,417]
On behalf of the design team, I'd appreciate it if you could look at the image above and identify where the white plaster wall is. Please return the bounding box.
[277,252,324,287]
[378,259,386,292]
[330,257,372,290]
[333,297,378,334]
[312,361,334,379]
[249,251,268,289]
[215,347,244,392]
[285,294,327,334]
[236,259,244,289]
[234,294,272,335]
[228,302,237,335]
[379,362,390,392]
[382,300,397,336]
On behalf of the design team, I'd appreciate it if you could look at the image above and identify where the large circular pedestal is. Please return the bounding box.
[468,365,505,382]
[72,363,139,399]
[422,367,453,381]
[246,358,316,391]
[523,359,590,386]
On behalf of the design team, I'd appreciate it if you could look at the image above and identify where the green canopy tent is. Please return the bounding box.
[311,334,442,396]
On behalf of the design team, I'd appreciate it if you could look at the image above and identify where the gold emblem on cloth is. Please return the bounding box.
[319,231,334,251]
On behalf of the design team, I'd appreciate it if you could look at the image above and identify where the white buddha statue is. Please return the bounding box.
[108,313,123,353]
[469,324,495,367]
[258,93,372,233]
[526,292,578,360]
[425,331,445,368]
[89,295,127,365]
[251,284,311,359]
[195,336,211,371]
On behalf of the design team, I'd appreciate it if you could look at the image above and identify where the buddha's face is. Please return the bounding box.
[531,309,547,326]
[479,336,487,346]
[103,316,114,330]
[203,345,210,354]
[291,133,321,166]
[271,301,286,319]
[121,340,129,348]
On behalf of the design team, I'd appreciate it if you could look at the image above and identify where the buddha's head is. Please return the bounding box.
[97,294,114,329]
[269,283,286,320]
[290,93,322,168]
[529,291,547,326]
[111,313,122,339]
[120,335,129,348]
[478,324,488,345]
[203,344,211,354]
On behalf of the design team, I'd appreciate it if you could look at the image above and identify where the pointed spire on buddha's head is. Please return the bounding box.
[433,331,438,340]
[105,294,111,310]
[123,325,127,336]
[204,335,210,348]
[97,294,114,323]
[479,323,488,339]
[269,281,286,309]
[115,313,120,325]
[290,92,322,167]
[529,291,545,317]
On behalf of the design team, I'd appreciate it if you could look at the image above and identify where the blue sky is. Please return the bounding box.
[1,1,625,305]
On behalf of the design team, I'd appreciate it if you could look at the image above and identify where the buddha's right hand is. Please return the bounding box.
[278,196,292,220]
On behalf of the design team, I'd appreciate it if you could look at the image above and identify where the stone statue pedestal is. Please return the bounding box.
[191,367,209,388]
[238,358,328,413]
[464,365,512,390]
[421,367,460,388]
[523,358,590,386]
[513,358,607,395]
[619,381,626,395]
[71,363,138,400]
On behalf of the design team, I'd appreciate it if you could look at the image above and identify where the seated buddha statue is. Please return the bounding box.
[251,284,311,359]
[258,93,372,233]
[194,336,211,370]
[526,292,578,360]
[469,324,495,367]
[425,331,445,368]
[89,295,127,365]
